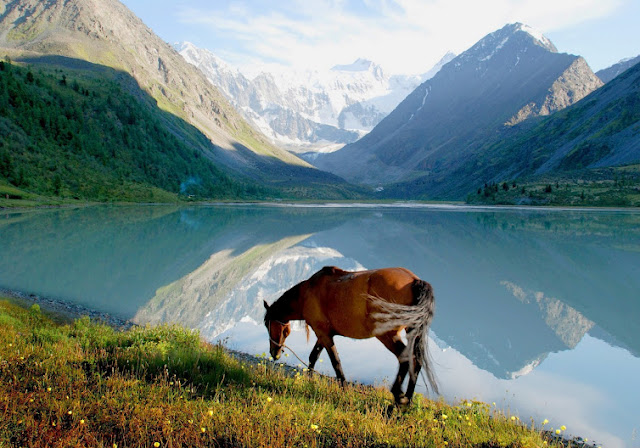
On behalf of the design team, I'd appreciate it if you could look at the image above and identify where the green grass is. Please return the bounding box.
[0,59,275,204]
[0,298,576,448]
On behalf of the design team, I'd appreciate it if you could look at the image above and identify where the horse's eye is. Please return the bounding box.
[284,327,291,337]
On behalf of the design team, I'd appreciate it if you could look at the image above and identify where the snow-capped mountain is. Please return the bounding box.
[596,54,640,83]
[314,23,603,193]
[176,42,455,152]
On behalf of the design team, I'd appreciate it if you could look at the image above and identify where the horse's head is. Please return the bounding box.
[264,300,291,360]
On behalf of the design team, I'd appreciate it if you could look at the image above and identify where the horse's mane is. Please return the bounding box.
[264,283,301,325]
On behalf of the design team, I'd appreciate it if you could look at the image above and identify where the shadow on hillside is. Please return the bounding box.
[16,55,362,199]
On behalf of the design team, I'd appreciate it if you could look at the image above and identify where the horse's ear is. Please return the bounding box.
[263,300,270,310]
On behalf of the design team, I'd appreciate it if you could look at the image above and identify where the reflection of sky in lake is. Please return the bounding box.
[1,205,639,448]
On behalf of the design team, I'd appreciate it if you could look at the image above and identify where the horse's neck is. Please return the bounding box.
[274,286,304,321]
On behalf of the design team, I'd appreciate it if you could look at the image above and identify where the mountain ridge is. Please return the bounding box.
[177,42,455,153]
[0,0,354,194]
[596,54,640,83]
[314,23,604,194]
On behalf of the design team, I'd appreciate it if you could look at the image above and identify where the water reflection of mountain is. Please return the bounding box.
[1,206,638,379]
[135,244,364,338]
[139,207,639,379]
[304,209,640,375]
[0,206,364,318]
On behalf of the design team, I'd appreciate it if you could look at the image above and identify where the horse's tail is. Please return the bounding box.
[369,279,439,395]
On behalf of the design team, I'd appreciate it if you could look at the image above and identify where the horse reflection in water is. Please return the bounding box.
[264,266,438,406]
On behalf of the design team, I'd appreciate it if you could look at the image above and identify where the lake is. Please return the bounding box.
[1,204,639,448]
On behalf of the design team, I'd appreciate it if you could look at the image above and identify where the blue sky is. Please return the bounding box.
[120,0,640,75]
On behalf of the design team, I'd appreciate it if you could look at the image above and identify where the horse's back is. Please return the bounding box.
[315,266,417,300]
[302,267,419,339]
[367,267,418,298]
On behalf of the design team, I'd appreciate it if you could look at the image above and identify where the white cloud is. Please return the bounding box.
[178,0,624,75]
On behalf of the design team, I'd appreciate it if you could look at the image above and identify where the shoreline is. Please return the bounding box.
[0,288,302,376]
[0,288,134,329]
[2,198,639,213]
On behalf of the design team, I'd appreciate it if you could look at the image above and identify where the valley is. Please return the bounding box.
[0,1,639,206]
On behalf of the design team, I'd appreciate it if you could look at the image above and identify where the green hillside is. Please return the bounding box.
[386,61,640,204]
[466,165,640,207]
[0,59,278,203]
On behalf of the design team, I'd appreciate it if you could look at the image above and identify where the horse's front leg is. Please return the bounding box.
[308,339,324,374]
[324,337,346,386]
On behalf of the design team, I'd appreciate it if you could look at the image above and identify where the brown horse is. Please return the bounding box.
[264,266,438,405]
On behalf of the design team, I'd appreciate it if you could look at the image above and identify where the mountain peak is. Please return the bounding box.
[331,58,379,73]
[174,41,234,73]
[512,23,556,52]
[459,22,557,65]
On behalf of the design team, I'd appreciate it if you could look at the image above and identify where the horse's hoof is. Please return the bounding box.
[395,396,410,411]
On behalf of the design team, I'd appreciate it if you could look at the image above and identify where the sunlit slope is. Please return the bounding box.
[0,0,354,196]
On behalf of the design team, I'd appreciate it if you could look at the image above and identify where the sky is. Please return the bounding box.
[120,0,640,76]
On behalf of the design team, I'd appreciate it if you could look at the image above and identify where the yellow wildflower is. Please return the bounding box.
[310,424,319,430]
[560,425,566,431]
[266,397,272,403]
[542,419,549,425]
[154,443,160,447]
[201,427,206,433]
[208,410,213,416]
[556,429,561,435]
[80,419,85,424]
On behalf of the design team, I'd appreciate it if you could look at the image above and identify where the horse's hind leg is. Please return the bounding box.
[405,334,423,402]
[376,333,409,405]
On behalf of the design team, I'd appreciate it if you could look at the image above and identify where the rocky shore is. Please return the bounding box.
[1,288,134,329]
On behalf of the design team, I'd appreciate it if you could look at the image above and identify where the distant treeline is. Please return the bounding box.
[0,59,270,201]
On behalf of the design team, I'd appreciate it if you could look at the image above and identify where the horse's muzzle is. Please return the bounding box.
[270,346,282,360]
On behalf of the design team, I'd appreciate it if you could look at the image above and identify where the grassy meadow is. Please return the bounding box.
[0,297,583,447]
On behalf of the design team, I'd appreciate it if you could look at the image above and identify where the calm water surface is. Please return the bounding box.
[1,204,639,448]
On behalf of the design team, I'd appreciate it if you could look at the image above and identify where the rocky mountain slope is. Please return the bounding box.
[449,59,640,197]
[0,0,351,196]
[177,42,454,153]
[596,54,640,83]
[314,23,603,195]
